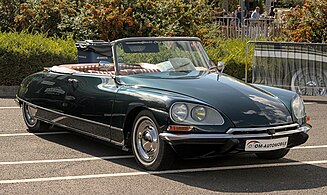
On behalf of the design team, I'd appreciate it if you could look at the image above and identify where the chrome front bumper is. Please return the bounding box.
[159,123,311,144]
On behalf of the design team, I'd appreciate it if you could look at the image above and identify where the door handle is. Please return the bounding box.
[68,78,79,83]
[65,95,76,101]
[68,78,79,89]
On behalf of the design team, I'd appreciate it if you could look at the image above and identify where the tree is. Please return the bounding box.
[283,0,327,43]
[0,0,20,31]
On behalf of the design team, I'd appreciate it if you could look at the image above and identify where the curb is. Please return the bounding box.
[302,96,327,103]
[0,86,19,98]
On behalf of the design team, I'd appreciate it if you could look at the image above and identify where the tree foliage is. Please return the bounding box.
[283,0,327,43]
[276,0,304,8]
[0,0,20,31]
[76,0,214,41]
[1,0,215,41]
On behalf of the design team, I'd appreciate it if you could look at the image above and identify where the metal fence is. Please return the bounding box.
[214,17,282,39]
[243,19,282,39]
[249,42,327,96]
[214,17,240,38]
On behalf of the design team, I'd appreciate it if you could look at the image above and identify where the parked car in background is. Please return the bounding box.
[17,37,311,170]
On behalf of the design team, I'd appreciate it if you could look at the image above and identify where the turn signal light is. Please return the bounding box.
[167,125,193,131]
[306,116,310,123]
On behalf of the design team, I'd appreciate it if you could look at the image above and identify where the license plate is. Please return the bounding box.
[245,137,288,151]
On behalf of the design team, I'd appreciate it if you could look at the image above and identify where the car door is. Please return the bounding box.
[62,74,118,140]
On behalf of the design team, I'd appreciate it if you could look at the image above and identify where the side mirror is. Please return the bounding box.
[217,62,225,73]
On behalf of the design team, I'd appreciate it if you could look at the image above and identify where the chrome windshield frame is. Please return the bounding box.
[111,37,211,77]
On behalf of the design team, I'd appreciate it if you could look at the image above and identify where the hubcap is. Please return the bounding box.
[134,117,159,163]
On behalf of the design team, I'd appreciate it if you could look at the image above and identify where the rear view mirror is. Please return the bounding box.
[123,42,159,53]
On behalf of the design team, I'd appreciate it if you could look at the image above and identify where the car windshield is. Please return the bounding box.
[113,38,212,79]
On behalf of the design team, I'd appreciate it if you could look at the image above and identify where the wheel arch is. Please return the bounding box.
[122,105,170,149]
[123,106,148,149]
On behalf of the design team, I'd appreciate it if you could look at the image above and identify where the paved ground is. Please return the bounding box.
[0,98,326,194]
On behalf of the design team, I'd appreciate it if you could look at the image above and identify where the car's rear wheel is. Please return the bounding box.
[255,148,290,159]
[131,110,175,170]
[22,102,50,132]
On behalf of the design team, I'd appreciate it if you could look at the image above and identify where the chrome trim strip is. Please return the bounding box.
[14,98,20,106]
[52,116,67,123]
[111,37,202,44]
[49,122,115,144]
[226,123,299,134]
[111,139,124,146]
[111,126,124,132]
[17,97,112,128]
[16,97,124,146]
[34,117,124,146]
[159,124,311,142]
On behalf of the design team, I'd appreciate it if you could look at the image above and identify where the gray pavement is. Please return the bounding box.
[0,98,326,194]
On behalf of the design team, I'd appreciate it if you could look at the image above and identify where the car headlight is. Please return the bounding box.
[171,103,188,122]
[191,106,206,121]
[170,102,224,125]
[292,95,305,119]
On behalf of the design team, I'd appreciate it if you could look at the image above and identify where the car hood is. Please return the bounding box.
[120,73,293,127]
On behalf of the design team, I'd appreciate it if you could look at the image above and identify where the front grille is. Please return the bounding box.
[227,124,299,135]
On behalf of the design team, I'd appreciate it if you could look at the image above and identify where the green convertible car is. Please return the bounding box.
[17,37,311,170]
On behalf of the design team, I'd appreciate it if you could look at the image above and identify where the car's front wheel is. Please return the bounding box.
[131,110,175,170]
[255,148,290,159]
[22,102,50,132]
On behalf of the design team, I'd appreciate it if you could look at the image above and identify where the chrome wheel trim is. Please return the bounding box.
[291,70,327,96]
[133,116,159,166]
[23,103,37,127]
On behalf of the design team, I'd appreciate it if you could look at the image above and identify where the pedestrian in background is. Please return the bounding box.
[251,6,260,19]
[236,6,242,27]
[268,6,276,19]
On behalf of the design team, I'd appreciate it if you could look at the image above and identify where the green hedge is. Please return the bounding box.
[205,39,253,82]
[0,31,77,85]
